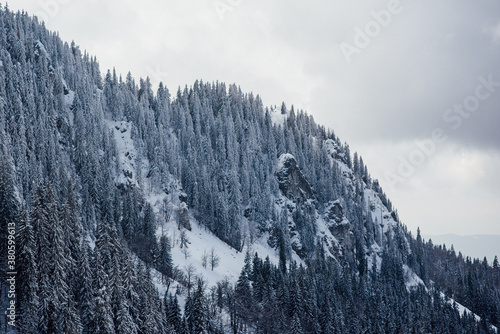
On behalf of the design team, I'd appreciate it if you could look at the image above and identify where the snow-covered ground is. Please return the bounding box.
[403,264,425,289]
[105,114,273,293]
[106,120,138,187]
[144,175,281,295]
[105,122,495,332]
[438,292,498,332]
[153,206,280,289]
[269,107,286,126]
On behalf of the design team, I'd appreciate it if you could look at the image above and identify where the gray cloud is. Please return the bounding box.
[290,1,500,150]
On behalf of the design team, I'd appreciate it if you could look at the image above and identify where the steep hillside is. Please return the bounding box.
[0,8,499,333]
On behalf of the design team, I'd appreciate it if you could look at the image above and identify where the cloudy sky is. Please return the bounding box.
[12,1,500,238]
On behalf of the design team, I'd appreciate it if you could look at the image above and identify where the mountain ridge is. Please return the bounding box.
[0,7,499,333]
[423,234,500,263]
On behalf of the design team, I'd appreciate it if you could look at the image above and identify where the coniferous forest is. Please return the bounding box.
[0,6,499,334]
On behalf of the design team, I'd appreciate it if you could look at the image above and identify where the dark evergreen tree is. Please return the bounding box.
[16,205,39,333]
[0,150,18,290]
[79,244,95,334]
[92,248,115,334]
[185,278,208,334]
[0,8,498,332]
[165,293,182,334]
[157,234,173,282]
[31,183,81,333]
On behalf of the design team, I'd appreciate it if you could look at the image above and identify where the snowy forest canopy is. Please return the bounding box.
[0,6,499,334]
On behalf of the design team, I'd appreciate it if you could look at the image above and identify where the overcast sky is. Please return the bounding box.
[12,0,500,238]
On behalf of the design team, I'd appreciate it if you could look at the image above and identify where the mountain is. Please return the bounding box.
[0,7,499,333]
[423,234,500,264]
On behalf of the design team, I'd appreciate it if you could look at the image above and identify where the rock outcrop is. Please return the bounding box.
[277,154,315,203]
[177,202,191,231]
[324,200,354,262]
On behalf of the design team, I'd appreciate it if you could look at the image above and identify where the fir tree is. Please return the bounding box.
[185,278,208,334]
[16,206,39,333]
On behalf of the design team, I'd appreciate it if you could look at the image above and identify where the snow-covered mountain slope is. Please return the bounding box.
[107,112,281,289]
[107,120,139,187]
[3,9,499,332]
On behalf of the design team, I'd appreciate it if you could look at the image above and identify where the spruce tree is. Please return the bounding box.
[185,278,208,334]
[16,206,39,333]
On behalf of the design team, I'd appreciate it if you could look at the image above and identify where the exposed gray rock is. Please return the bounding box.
[179,192,188,203]
[277,154,314,202]
[178,202,191,231]
[326,200,344,223]
[324,200,355,262]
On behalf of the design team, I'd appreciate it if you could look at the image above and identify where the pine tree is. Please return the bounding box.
[79,244,95,334]
[157,234,173,282]
[0,150,18,286]
[137,263,162,333]
[32,182,80,333]
[92,248,115,334]
[16,206,39,333]
[165,294,182,334]
[116,298,138,334]
[0,9,499,333]
[122,248,141,327]
[290,312,304,334]
[235,268,254,329]
[185,278,208,334]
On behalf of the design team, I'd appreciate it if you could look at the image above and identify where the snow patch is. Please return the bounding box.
[34,40,50,59]
[65,90,75,113]
[315,214,341,258]
[404,264,424,289]
[364,188,398,244]
[86,233,95,250]
[325,139,337,156]
[147,173,280,292]
[166,219,243,287]
[270,108,286,126]
[277,153,295,170]
[439,292,498,332]
[61,78,75,127]
[106,120,138,187]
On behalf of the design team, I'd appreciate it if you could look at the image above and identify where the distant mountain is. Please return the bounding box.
[0,7,499,333]
[424,234,500,263]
